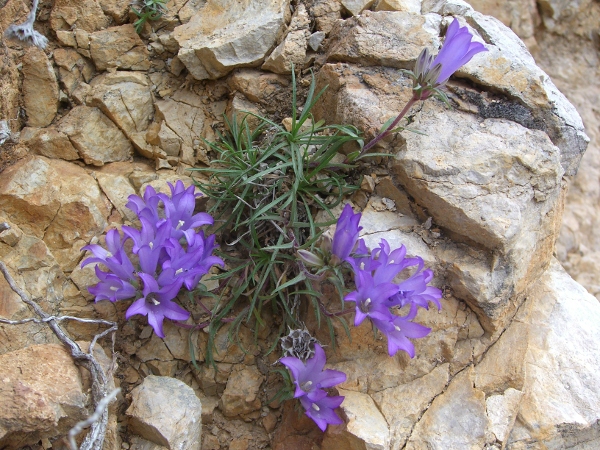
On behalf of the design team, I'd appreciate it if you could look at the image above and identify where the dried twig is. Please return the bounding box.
[68,388,121,450]
[4,0,48,49]
[0,261,118,450]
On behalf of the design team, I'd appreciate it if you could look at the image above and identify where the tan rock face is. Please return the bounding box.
[174,0,291,80]
[0,156,108,264]
[126,375,202,450]
[220,366,264,417]
[22,47,59,127]
[21,127,80,161]
[57,105,133,166]
[50,0,110,32]
[90,25,151,71]
[0,344,88,449]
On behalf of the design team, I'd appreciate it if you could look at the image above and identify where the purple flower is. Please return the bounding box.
[81,229,135,282]
[389,265,443,310]
[280,343,346,431]
[432,19,487,85]
[371,305,431,358]
[158,181,213,242]
[344,269,399,326]
[331,204,362,262]
[300,392,345,432]
[125,184,162,225]
[125,272,189,338]
[412,18,487,99]
[87,265,136,302]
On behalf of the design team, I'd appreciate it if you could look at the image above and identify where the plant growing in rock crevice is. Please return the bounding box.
[131,0,168,33]
[192,70,364,358]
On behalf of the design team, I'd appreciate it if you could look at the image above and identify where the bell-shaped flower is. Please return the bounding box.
[371,305,432,358]
[81,229,135,282]
[125,272,189,338]
[159,181,213,242]
[280,344,346,402]
[280,343,346,432]
[331,204,362,262]
[299,391,345,432]
[125,184,162,225]
[389,265,443,311]
[87,266,137,303]
[412,18,487,99]
[344,269,399,326]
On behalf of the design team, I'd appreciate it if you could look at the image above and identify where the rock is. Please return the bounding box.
[308,31,327,51]
[53,48,95,96]
[325,11,441,69]
[0,156,108,248]
[227,69,290,105]
[100,0,131,24]
[405,367,488,449]
[341,0,376,16]
[262,4,310,74]
[0,344,88,448]
[322,389,390,450]
[313,0,343,33]
[94,164,139,222]
[87,71,154,157]
[154,90,208,163]
[485,388,522,445]
[372,364,450,449]
[173,0,291,80]
[90,25,151,71]
[21,127,80,161]
[506,260,600,448]
[50,0,110,33]
[22,47,59,127]
[220,365,264,417]
[463,0,536,40]
[375,0,422,13]
[460,12,588,175]
[126,375,202,450]
[57,106,133,166]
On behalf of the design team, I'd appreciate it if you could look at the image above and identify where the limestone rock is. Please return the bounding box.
[154,90,208,163]
[342,0,376,16]
[507,260,600,448]
[460,12,588,175]
[126,375,202,450]
[173,0,291,80]
[0,156,108,247]
[313,0,343,33]
[22,47,59,127]
[87,71,154,157]
[95,165,138,222]
[220,365,264,417]
[21,127,80,161]
[372,364,450,449]
[323,389,390,450]
[262,4,310,74]
[50,0,110,33]
[57,106,133,166]
[375,0,422,13]
[406,367,488,449]
[53,48,95,96]
[325,11,441,69]
[0,344,88,449]
[90,25,151,71]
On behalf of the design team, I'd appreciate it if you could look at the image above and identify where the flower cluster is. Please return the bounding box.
[82,181,223,337]
[334,204,443,357]
[280,343,346,432]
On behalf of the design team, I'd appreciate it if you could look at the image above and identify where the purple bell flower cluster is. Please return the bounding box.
[82,181,224,338]
[332,204,443,358]
[280,343,346,431]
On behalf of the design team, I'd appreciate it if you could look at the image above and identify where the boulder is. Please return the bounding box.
[0,344,88,449]
[57,106,133,166]
[22,47,59,127]
[173,0,291,80]
[126,375,202,450]
[89,25,151,71]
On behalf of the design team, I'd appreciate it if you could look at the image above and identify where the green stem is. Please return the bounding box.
[359,94,420,157]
